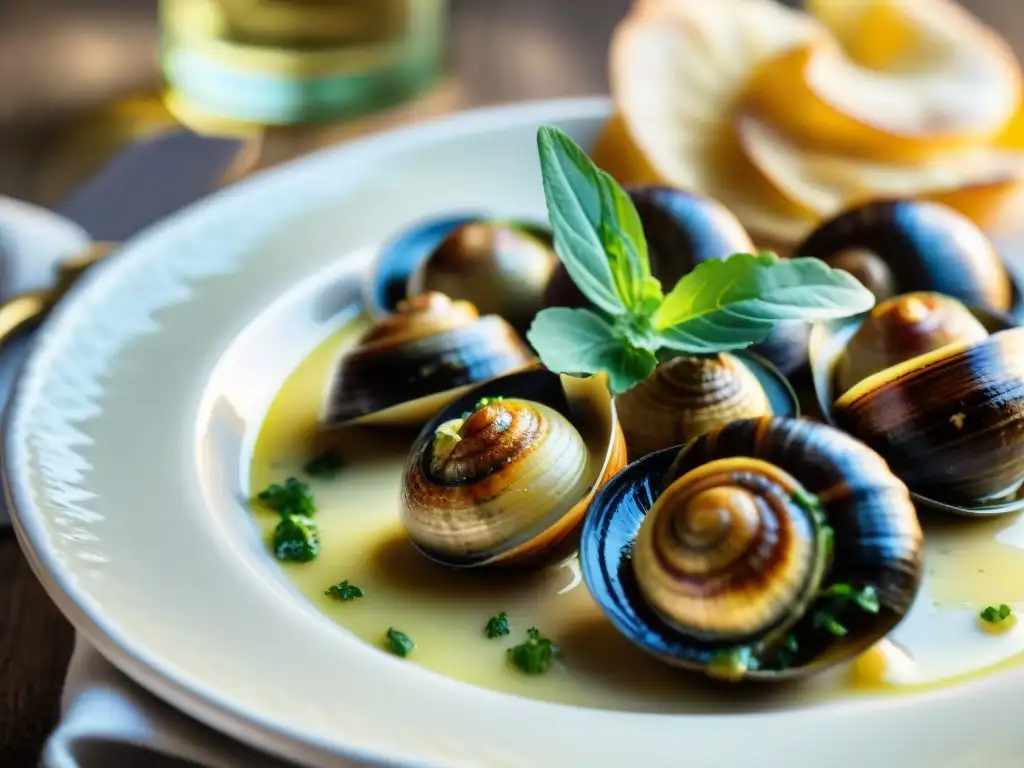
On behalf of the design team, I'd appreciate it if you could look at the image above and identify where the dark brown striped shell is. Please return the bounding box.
[321,292,534,427]
[794,199,1022,319]
[833,326,1024,504]
[580,417,923,682]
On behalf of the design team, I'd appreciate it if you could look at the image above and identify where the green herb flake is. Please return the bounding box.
[325,580,364,601]
[707,646,756,681]
[385,628,415,657]
[485,612,510,638]
[981,604,1013,623]
[475,396,505,409]
[303,452,342,478]
[256,476,315,517]
[508,627,558,674]
[526,125,876,395]
[432,418,464,461]
[272,514,319,563]
[812,611,848,637]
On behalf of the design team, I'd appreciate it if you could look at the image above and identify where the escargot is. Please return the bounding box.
[544,185,811,375]
[809,292,1024,514]
[794,199,1024,320]
[364,213,555,334]
[613,351,798,461]
[399,368,627,568]
[406,220,557,335]
[580,417,923,682]
[321,292,534,428]
[833,292,990,396]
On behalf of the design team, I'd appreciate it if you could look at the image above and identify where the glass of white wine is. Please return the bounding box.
[159,0,448,126]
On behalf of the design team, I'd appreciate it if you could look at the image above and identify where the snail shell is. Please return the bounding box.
[400,368,627,568]
[834,292,990,397]
[613,351,798,460]
[809,301,1024,514]
[364,213,553,329]
[580,417,923,682]
[544,185,812,374]
[407,221,557,336]
[322,292,534,428]
[794,199,1023,319]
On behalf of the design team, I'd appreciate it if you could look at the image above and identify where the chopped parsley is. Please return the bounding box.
[485,612,510,638]
[508,627,558,674]
[475,396,505,409]
[257,477,315,517]
[303,452,342,478]
[812,583,880,638]
[325,580,363,601]
[981,604,1013,623]
[385,628,415,657]
[272,514,319,562]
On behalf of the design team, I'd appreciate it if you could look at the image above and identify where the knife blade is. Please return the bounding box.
[54,130,249,242]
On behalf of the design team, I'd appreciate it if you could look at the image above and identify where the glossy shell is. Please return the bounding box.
[580,417,923,682]
[544,185,811,375]
[321,292,534,428]
[399,368,628,568]
[364,212,553,324]
[834,292,990,397]
[613,351,799,460]
[809,305,1024,515]
[406,220,557,335]
[794,199,1024,321]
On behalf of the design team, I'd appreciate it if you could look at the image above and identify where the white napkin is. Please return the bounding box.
[42,637,300,768]
[0,199,316,767]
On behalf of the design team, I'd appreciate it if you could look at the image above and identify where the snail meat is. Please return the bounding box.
[613,350,798,461]
[580,417,923,682]
[544,185,812,375]
[809,291,1024,515]
[399,368,627,568]
[322,292,534,428]
[794,199,1024,320]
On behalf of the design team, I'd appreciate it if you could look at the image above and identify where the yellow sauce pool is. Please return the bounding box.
[248,314,1024,711]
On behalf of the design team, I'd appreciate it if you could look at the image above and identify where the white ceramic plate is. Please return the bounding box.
[5,98,1024,768]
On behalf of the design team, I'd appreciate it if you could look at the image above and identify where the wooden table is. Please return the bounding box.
[0,0,1022,765]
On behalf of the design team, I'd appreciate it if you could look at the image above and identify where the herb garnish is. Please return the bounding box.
[485,612,510,638]
[325,580,364,601]
[304,452,342,478]
[526,126,875,394]
[385,628,415,657]
[508,627,559,674]
[272,514,319,562]
[475,396,505,409]
[981,604,1013,623]
[257,476,315,517]
[811,583,880,638]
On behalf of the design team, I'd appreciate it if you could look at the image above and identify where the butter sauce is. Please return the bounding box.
[248,315,1024,710]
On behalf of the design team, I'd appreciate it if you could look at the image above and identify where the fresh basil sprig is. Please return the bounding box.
[527,126,875,393]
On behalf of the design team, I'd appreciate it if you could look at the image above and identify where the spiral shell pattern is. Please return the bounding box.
[322,292,533,426]
[402,398,590,564]
[633,458,820,641]
[614,354,772,460]
[835,292,989,396]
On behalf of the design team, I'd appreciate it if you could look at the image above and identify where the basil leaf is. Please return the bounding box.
[652,254,874,353]
[537,127,625,315]
[595,171,663,313]
[526,307,656,393]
